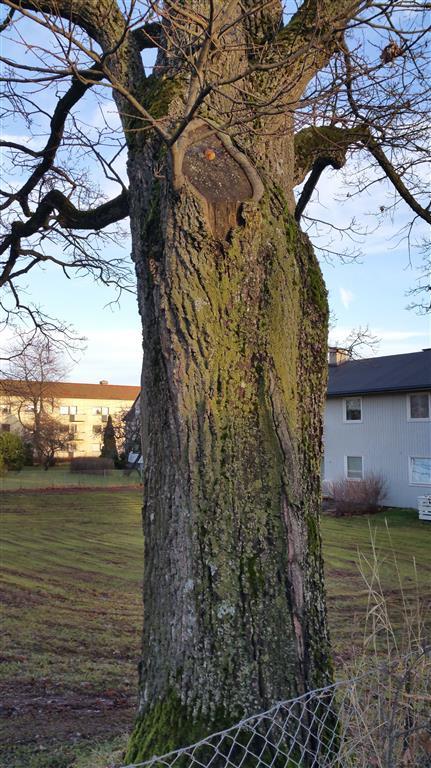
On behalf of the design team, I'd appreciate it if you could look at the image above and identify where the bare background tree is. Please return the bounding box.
[329,318,381,358]
[0,0,429,758]
[0,331,72,466]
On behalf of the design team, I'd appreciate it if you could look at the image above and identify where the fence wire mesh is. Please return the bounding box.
[123,649,430,768]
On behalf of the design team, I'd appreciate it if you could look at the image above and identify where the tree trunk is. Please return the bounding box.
[125,131,330,760]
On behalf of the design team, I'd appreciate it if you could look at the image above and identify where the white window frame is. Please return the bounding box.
[60,405,78,415]
[409,456,431,486]
[407,392,431,422]
[92,405,109,416]
[343,397,362,423]
[344,455,364,481]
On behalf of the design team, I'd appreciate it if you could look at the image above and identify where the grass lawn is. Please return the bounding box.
[0,465,142,491]
[321,508,431,662]
[1,493,430,767]
[1,490,143,768]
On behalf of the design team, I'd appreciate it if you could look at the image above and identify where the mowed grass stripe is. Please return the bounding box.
[1,491,430,768]
[321,507,431,656]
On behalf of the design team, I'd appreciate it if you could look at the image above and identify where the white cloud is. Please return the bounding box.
[339,287,354,309]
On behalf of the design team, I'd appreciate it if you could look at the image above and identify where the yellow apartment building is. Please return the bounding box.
[0,379,140,459]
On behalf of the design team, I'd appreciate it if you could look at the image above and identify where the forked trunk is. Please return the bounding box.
[126,129,330,760]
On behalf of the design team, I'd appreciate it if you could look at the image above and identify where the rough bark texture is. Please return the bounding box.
[4,0,425,759]
[111,1,342,759]
[125,137,330,759]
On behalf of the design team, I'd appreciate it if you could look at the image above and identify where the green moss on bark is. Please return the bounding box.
[131,177,332,755]
[126,692,232,763]
[141,75,183,118]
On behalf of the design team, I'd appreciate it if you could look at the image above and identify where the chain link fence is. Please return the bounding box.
[122,650,430,768]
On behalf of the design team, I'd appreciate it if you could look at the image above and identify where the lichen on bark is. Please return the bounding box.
[125,168,330,759]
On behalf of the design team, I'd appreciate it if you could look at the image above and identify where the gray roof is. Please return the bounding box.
[328,349,431,397]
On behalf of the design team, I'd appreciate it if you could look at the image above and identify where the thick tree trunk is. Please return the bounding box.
[125,134,330,760]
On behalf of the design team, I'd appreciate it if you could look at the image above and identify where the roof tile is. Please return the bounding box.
[0,380,140,401]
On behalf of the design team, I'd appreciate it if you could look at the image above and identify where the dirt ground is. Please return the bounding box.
[0,677,135,747]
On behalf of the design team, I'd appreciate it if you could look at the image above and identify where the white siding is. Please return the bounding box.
[324,392,431,509]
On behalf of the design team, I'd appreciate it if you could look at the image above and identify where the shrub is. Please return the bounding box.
[23,441,34,466]
[332,472,388,516]
[115,451,127,470]
[0,431,25,471]
[70,457,114,475]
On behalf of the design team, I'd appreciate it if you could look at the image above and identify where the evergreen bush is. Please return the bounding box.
[0,432,25,471]
[101,415,119,463]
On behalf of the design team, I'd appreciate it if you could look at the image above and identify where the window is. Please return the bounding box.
[345,456,363,480]
[1,423,11,432]
[92,406,109,416]
[408,393,430,420]
[1,404,11,414]
[92,424,102,435]
[410,457,431,485]
[344,397,362,422]
[60,405,78,415]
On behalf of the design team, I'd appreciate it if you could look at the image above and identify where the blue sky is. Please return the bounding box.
[1,12,429,385]
[19,173,428,387]
[311,168,429,364]
[3,153,429,387]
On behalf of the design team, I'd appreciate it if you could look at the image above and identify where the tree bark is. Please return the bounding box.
[71,0,342,758]
[2,0,427,758]
[125,130,330,760]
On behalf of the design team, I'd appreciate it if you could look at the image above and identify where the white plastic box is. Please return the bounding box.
[418,495,431,521]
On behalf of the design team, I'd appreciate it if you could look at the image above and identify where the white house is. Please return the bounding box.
[323,348,431,509]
